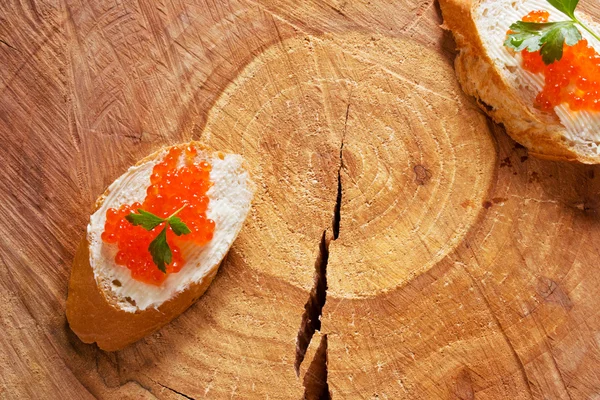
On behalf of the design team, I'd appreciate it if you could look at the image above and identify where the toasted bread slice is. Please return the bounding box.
[66,142,254,351]
[439,0,600,163]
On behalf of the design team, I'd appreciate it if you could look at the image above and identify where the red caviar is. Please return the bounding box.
[522,10,549,23]
[518,11,600,112]
[101,146,215,285]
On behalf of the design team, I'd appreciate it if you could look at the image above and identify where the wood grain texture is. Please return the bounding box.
[2,0,600,399]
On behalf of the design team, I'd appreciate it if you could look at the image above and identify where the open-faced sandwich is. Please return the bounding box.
[440,0,600,163]
[66,142,254,351]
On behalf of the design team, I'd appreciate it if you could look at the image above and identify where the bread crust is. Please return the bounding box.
[66,142,240,351]
[439,0,600,164]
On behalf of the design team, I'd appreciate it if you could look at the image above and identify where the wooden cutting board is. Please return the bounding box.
[2,0,600,398]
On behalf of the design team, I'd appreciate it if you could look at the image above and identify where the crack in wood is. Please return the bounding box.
[296,105,348,394]
[157,382,196,400]
[146,375,194,400]
[303,335,331,400]
[0,39,18,51]
[333,104,349,240]
[295,230,330,376]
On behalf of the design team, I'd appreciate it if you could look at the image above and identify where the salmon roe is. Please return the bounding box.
[101,146,215,285]
[518,11,600,112]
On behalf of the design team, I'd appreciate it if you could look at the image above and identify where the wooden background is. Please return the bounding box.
[2,0,600,398]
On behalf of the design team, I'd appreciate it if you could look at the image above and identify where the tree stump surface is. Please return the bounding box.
[2,0,600,398]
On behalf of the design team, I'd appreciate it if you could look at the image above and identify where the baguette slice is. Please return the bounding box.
[439,0,600,163]
[66,142,254,351]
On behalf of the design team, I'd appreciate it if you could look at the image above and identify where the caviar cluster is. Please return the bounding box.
[520,11,600,112]
[101,146,215,285]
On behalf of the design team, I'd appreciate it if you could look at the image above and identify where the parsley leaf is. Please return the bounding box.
[504,0,600,66]
[547,0,579,19]
[148,227,171,273]
[168,216,192,236]
[540,23,581,63]
[125,205,192,273]
[125,208,164,231]
[505,21,581,64]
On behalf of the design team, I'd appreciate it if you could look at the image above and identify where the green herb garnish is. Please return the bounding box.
[126,205,191,273]
[504,0,600,65]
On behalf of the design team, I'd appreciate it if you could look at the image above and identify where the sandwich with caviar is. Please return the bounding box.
[440,0,600,163]
[66,142,254,351]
